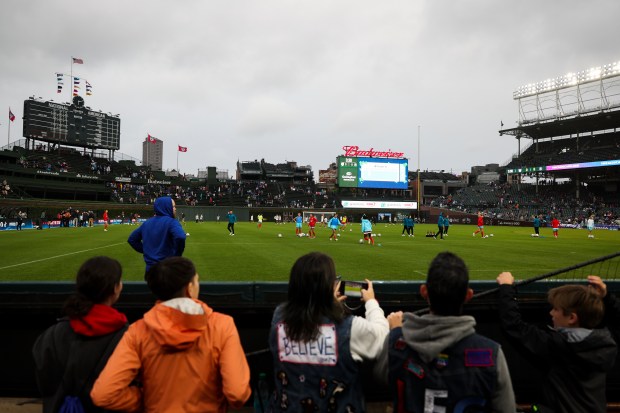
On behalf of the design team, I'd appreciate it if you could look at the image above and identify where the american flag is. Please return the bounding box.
[178,145,188,152]
[72,57,84,64]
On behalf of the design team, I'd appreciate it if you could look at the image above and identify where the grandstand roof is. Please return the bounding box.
[499,108,620,140]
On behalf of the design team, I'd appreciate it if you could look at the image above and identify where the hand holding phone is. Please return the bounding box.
[339,279,374,302]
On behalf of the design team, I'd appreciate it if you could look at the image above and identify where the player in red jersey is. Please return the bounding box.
[103,209,109,232]
[552,216,560,238]
[307,214,317,238]
[473,211,485,238]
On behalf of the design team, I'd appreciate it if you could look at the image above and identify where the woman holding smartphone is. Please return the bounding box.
[268,252,389,412]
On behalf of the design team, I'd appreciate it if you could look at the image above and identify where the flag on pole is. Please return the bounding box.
[9,108,15,122]
[86,81,93,96]
[147,134,157,143]
[56,73,64,93]
[72,57,84,64]
[178,145,187,152]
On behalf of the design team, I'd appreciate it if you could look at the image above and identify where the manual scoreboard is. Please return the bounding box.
[23,96,120,150]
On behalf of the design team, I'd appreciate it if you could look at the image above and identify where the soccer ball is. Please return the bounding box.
[490,234,494,237]
[278,233,282,238]
[186,233,190,236]
[377,233,382,237]
[371,233,376,237]
[337,233,340,237]
[359,239,364,244]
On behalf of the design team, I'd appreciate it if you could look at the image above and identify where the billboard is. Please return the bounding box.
[507,159,620,174]
[337,156,408,189]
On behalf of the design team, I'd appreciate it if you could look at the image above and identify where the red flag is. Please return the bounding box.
[178,145,187,152]
[147,134,157,144]
[9,108,15,122]
[72,57,84,64]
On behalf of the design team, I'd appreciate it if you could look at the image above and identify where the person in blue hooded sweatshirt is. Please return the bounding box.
[128,196,186,273]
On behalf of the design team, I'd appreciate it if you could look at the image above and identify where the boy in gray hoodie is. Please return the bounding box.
[375,252,515,412]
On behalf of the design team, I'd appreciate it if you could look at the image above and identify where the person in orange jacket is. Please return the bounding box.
[91,257,251,413]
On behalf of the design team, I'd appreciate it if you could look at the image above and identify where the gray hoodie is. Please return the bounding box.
[375,313,516,412]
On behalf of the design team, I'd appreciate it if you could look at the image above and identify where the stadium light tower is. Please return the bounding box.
[512,60,620,125]
[513,60,620,99]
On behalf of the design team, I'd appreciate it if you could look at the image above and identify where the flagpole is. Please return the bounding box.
[177,148,179,173]
[70,58,72,101]
[7,119,10,148]
[417,125,421,221]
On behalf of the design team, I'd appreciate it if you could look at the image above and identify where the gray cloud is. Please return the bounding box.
[1,0,619,177]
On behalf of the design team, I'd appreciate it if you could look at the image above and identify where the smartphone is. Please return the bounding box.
[339,280,369,298]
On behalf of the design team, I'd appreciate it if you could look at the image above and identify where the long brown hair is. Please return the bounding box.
[281,252,344,342]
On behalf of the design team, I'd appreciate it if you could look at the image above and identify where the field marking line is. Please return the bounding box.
[0,242,126,270]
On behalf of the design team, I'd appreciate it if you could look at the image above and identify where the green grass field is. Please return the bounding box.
[0,222,618,282]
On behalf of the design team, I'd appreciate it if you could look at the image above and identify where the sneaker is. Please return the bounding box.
[231,233,235,236]
[472,233,475,237]
[402,234,405,237]
[104,229,108,232]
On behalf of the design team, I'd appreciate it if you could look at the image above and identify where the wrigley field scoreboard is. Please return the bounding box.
[23,96,120,150]
[337,146,409,190]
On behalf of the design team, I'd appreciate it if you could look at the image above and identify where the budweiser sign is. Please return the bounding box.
[342,145,404,159]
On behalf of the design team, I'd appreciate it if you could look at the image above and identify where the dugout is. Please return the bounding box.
[1,279,620,407]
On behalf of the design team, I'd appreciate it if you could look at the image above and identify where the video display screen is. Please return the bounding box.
[337,156,408,189]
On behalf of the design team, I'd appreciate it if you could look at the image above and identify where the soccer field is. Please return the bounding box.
[0,222,618,282]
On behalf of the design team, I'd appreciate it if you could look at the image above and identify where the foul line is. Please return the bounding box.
[0,242,126,271]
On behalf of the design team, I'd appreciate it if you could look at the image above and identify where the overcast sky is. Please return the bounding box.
[1,1,618,178]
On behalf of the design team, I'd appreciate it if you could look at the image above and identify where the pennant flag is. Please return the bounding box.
[9,108,16,122]
[147,134,157,143]
[72,57,84,64]
[73,89,78,96]
[86,81,92,96]
[178,145,188,152]
[56,73,64,93]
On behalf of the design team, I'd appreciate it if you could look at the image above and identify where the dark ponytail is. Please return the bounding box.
[63,256,122,317]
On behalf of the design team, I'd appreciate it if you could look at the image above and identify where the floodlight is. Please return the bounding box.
[513,60,620,99]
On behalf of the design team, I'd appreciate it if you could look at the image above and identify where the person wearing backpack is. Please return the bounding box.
[32,256,127,413]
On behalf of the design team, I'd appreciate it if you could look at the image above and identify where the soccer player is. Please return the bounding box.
[473,211,485,238]
[434,212,445,240]
[361,214,374,245]
[227,210,237,235]
[257,213,263,229]
[533,214,541,237]
[103,209,109,232]
[552,216,560,238]
[294,212,303,236]
[328,213,342,241]
[307,213,317,238]
[586,215,595,238]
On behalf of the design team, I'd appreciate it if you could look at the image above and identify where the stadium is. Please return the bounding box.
[1,59,620,412]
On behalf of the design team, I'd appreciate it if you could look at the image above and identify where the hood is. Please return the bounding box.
[560,327,618,371]
[402,313,476,363]
[154,196,174,218]
[143,298,213,351]
[70,304,127,337]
